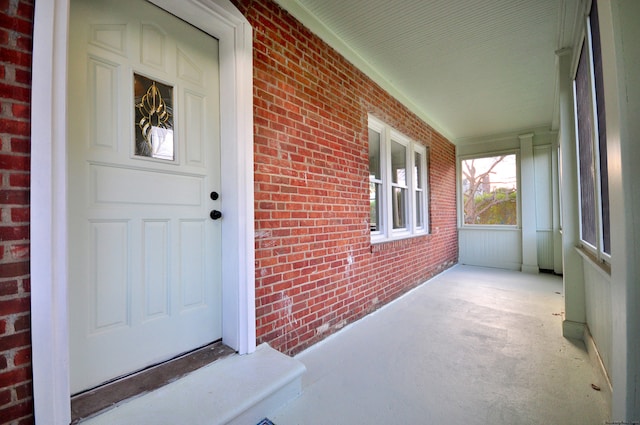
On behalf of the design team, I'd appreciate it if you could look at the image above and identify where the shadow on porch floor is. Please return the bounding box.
[271,264,610,425]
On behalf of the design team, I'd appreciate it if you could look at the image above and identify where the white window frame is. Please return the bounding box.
[389,132,411,236]
[413,143,428,232]
[368,115,428,243]
[369,118,386,237]
[572,23,611,264]
[458,151,520,228]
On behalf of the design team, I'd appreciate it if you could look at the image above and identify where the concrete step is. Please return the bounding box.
[82,343,306,425]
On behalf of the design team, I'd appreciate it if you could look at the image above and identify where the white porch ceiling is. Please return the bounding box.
[275,0,582,143]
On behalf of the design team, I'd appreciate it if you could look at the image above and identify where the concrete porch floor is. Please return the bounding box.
[271,265,610,425]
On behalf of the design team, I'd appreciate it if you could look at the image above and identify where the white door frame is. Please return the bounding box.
[30,0,255,422]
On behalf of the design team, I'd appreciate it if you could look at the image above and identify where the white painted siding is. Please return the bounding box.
[534,146,555,270]
[536,230,555,271]
[458,228,521,270]
[583,258,612,378]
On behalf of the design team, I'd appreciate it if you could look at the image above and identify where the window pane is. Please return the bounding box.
[391,140,406,186]
[368,128,381,180]
[370,182,381,232]
[461,154,517,225]
[134,73,174,160]
[575,44,597,247]
[414,151,423,189]
[415,191,423,228]
[392,187,407,229]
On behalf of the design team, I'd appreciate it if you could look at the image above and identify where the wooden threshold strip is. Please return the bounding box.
[71,341,236,423]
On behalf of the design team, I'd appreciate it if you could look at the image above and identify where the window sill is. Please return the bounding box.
[575,246,611,277]
[458,225,520,231]
[370,232,430,252]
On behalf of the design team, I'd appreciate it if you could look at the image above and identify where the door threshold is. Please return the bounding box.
[71,341,235,423]
[74,343,305,425]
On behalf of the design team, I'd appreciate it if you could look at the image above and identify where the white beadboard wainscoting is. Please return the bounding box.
[536,229,555,271]
[459,227,522,270]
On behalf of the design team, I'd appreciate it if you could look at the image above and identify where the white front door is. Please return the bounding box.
[68,0,222,393]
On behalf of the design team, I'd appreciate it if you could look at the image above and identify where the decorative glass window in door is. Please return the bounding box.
[134,73,174,160]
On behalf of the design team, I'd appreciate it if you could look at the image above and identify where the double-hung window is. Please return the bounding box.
[368,115,428,242]
[573,0,610,263]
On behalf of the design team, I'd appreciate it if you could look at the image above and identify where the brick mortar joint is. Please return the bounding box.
[1,346,31,370]
[1,29,31,47]
[0,97,30,104]
[1,63,34,83]
[0,313,31,336]
[0,131,32,142]
[0,389,34,416]
[4,0,35,20]
[0,114,31,122]
[0,288,30,301]
[0,247,31,263]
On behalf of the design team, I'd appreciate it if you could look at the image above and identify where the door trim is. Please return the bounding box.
[30,0,255,422]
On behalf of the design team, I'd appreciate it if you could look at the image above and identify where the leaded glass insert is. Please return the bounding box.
[134,73,174,160]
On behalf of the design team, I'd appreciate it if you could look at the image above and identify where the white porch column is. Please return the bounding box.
[519,133,539,274]
[599,0,640,420]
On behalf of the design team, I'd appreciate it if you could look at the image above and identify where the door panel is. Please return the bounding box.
[69,0,221,393]
[89,220,129,332]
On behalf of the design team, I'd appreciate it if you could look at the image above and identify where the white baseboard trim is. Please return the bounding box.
[562,319,586,340]
[521,264,540,274]
[583,326,612,405]
[563,321,612,418]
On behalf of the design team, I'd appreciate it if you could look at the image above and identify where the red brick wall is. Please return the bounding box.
[232,0,458,355]
[0,0,34,423]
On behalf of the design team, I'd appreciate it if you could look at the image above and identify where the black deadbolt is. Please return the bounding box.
[210,191,219,200]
